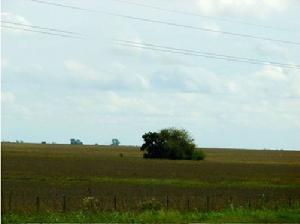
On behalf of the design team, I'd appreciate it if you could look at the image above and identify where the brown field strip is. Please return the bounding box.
[2,143,300,212]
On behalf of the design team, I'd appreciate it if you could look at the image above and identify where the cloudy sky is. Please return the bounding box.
[2,0,300,149]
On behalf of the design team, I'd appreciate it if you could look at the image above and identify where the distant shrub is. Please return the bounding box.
[141,128,205,160]
[119,153,124,158]
[139,198,162,211]
[82,197,98,212]
[111,138,120,146]
[192,150,206,160]
[70,139,83,145]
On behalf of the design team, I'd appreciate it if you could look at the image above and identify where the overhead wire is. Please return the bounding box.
[115,39,300,69]
[29,0,97,12]
[114,40,300,69]
[25,0,300,46]
[2,22,299,69]
[1,20,83,36]
[112,0,296,32]
[1,25,82,39]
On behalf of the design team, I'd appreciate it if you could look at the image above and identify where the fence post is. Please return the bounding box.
[114,196,117,210]
[229,196,233,209]
[248,199,251,209]
[275,203,278,211]
[90,197,94,211]
[1,192,4,213]
[288,197,292,208]
[8,192,12,212]
[206,196,210,212]
[261,194,265,208]
[62,195,66,212]
[166,195,169,210]
[36,196,40,213]
[265,195,269,208]
[187,198,190,210]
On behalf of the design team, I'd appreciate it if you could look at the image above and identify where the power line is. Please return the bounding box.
[29,0,97,12]
[112,0,295,32]
[119,42,300,69]
[114,40,300,69]
[1,25,82,39]
[3,24,299,69]
[25,0,300,46]
[1,21,83,36]
[2,17,298,69]
[104,14,300,46]
[115,39,300,69]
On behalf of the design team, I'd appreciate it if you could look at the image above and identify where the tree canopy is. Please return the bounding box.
[70,138,83,145]
[141,128,205,160]
[111,138,120,146]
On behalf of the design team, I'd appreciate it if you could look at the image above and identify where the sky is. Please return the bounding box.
[1,0,300,149]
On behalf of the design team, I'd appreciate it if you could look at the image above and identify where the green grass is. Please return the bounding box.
[3,207,300,223]
[4,175,300,189]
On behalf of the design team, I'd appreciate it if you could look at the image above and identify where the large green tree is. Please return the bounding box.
[141,128,205,160]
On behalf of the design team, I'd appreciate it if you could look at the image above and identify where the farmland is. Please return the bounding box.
[1,143,300,222]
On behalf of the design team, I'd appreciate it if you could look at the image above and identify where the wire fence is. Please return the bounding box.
[2,192,299,213]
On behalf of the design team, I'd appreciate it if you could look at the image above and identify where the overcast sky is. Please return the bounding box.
[2,0,300,149]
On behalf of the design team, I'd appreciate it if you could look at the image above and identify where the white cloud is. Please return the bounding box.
[200,21,222,36]
[64,60,150,91]
[64,60,101,81]
[217,65,296,99]
[291,75,300,97]
[227,81,239,94]
[1,12,31,34]
[255,43,288,60]
[1,91,33,120]
[105,92,166,116]
[1,91,15,104]
[196,0,288,17]
[255,65,287,81]
[1,12,31,25]
[150,65,231,94]
[1,58,9,69]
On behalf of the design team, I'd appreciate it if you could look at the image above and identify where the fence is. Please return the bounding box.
[1,192,299,213]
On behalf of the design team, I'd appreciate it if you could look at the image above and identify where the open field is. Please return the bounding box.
[2,143,300,219]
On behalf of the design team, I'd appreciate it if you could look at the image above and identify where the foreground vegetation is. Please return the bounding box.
[3,207,300,223]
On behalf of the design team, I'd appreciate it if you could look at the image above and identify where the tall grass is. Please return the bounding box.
[2,207,300,223]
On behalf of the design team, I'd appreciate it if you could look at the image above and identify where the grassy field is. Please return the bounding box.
[2,143,300,222]
[3,207,300,224]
